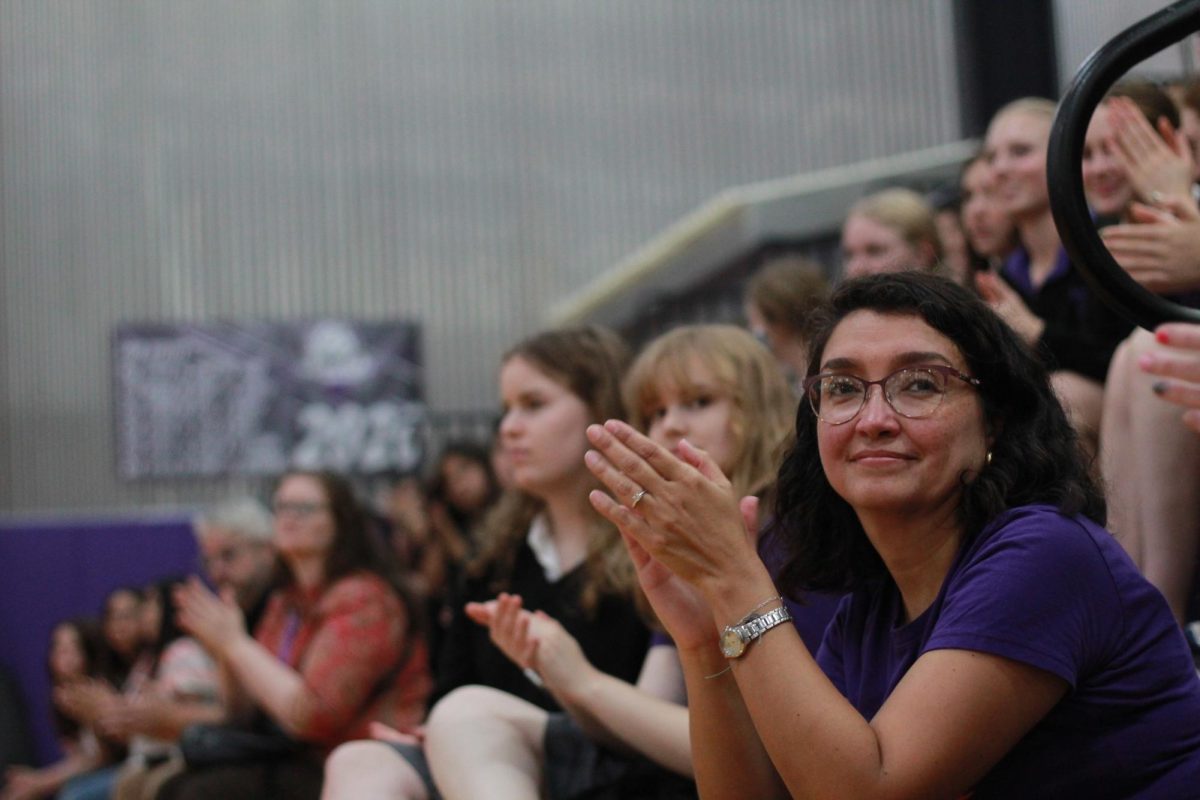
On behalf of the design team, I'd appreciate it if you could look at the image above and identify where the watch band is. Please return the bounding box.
[742,605,792,640]
[720,604,792,659]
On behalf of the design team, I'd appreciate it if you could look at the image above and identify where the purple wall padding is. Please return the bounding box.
[0,517,198,765]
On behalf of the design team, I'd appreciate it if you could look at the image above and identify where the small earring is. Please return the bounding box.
[986,450,993,465]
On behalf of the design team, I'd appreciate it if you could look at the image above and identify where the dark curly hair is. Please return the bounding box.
[48,617,104,739]
[773,271,1105,595]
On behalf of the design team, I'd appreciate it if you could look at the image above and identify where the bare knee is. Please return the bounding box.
[322,740,428,800]
[426,685,548,753]
[427,685,509,727]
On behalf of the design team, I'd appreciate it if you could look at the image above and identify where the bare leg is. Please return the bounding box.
[1100,340,1142,565]
[322,741,430,800]
[1124,330,1200,623]
[424,685,550,800]
[1050,370,1104,464]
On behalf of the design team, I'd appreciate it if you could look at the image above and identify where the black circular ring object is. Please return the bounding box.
[1048,0,1200,329]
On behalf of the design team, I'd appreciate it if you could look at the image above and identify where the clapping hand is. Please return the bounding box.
[55,678,119,729]
[94,688,173,740]
[465,593,542,671]
[173,577,247,658]
[583,421,764,651]
[975,271,1045,346]
[1107,96,1195,205]
[466,594,597,698]
[1101,196,1200,294]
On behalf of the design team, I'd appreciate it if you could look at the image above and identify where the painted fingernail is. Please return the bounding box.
[1157,329,1171,344]
[1152,381,1168,395]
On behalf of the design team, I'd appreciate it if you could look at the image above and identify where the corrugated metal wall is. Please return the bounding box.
[1055,0,1191,85]
[3,1,964,513]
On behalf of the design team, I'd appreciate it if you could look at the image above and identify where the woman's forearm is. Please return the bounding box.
[221,635,310,736]
[216,658,254,723]
[696,575,888,800]
[678,643,790,799]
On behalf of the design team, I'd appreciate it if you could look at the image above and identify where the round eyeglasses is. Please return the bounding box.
[802,365,981,425]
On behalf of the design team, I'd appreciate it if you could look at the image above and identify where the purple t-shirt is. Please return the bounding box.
[816,504,1200,799]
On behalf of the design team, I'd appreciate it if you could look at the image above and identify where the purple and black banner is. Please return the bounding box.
[113,319,424,479]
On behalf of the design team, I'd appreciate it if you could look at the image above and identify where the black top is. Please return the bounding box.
[431,541,649,710]
[1000,245,1133,383]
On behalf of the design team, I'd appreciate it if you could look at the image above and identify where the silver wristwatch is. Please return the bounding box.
[719,605,792,659]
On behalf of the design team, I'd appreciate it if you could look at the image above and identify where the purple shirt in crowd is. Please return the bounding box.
[817,504,1200,799]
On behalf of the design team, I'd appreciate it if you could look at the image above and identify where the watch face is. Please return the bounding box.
[720,628,745,659]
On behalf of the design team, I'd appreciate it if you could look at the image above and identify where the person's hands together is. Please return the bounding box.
[95,689,172,740]
[55,678,119,727]
[1108,96,1195,204]
[520,611,596,697]
[584,421,765,650]
[173,577,247,659]
[465,593,541,671]
[1100,196,1200,294]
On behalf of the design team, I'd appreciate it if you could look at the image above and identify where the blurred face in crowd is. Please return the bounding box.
[934,208,970,283]
[498,356,592,501]
[1082,103,1133,218]
[49,624,87,681]
[643,361,741,476]
[960,159,1016,260]
[103,589,144,660]
[197,524,276,609]
[745,301,808,378]
[985,109,1052,221]
[271,474,337,565]
[841,213,926,278]
[441,454,492,513]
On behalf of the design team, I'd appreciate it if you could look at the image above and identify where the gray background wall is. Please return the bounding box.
[1055,0,1194,81]
[0,1,1185,514]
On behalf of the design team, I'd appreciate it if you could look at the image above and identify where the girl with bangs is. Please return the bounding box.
[411,325,832,800]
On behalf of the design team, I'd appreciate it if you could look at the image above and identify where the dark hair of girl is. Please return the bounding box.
[48,617,103,739]
[773,271,1105,595]
[96,586,143,688]
[427,440,500,528]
